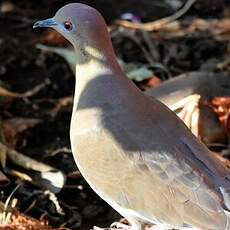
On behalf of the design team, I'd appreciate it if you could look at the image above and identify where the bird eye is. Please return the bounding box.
[63,21,73,31]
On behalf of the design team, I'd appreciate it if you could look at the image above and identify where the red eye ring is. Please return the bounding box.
[64,21,73,31]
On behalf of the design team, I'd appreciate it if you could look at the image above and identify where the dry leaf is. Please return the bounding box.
[0,211,67,230]
[199,104,228,145]
[209,97,230,134]
[146,76,162,88]
[0,142,65,193]
[0,170,9,186]
[1,118,41,148]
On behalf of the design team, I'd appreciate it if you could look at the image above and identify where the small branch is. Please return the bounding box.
[0,142,65,193]
[0,79,50,99]
[115,0,196,31]
[20,79,50,98]
[2,184,20,224]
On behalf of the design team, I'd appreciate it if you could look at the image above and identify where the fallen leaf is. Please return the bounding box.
[0,170,9,186]
[1,118,41,147]
[0,142,7,168]
[199,104,228,146]
[0,142,65,193]
[126,66,153,81]
[209,96,230,134]
[146,76,161,88]
[0,211,67,230]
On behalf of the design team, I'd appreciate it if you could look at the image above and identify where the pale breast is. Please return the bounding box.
[71,127,186,227]
[70,114,229,229]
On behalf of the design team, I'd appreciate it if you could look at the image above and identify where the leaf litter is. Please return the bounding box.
[0,0,230,229]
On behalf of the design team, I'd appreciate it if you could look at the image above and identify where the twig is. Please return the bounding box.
[20,79,50,98]
[0,79,50,99]
[49,147,72,157]
[115,0,196,31]
[0,142,65,193]
[44,190,65,215]
[0,86,21,98]
[23,199,37,214]
[43,147,72,160]
[50,96,73,117]
[2,184,20,224]
[141,31,159,62]
[111,29,155,65]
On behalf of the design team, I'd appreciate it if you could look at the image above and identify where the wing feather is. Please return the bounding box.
[101,97,230,229]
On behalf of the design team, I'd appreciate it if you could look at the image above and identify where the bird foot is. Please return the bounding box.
[93,222,131,230]
[95,222,163,230]
[110,221,131,229]
[93,226,111,230]
[93,221,165,230]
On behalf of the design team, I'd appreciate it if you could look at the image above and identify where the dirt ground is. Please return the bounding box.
[0,0,230,229]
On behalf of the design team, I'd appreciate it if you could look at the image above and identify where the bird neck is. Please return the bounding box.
[72,42,127,113]
[70,41,141,138]
[70,44,127,138]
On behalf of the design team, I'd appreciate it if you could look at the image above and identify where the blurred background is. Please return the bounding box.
[0,0,230,229]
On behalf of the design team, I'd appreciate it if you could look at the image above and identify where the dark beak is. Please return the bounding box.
[33,18,57,29]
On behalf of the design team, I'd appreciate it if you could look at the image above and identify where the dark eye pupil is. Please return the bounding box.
[64,21,72,30]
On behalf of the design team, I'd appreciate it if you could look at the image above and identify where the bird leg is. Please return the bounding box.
[93,221,166,230]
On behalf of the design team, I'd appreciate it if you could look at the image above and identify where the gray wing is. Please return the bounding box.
[102,94,230,229]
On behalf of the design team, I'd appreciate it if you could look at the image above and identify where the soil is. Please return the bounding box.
[0,0,230,230]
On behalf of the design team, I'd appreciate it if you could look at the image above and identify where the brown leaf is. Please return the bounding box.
[0,211,68,230]
[199,104,228,145]
[0,170,9,186]
[146,76,162,88]
[0,142,65,193]
[209,97,230,134]
[1,118,41,147]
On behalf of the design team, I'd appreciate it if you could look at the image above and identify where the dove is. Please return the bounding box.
[33,3,230,230]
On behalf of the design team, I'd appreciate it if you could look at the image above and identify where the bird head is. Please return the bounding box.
[33,3,110,53]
